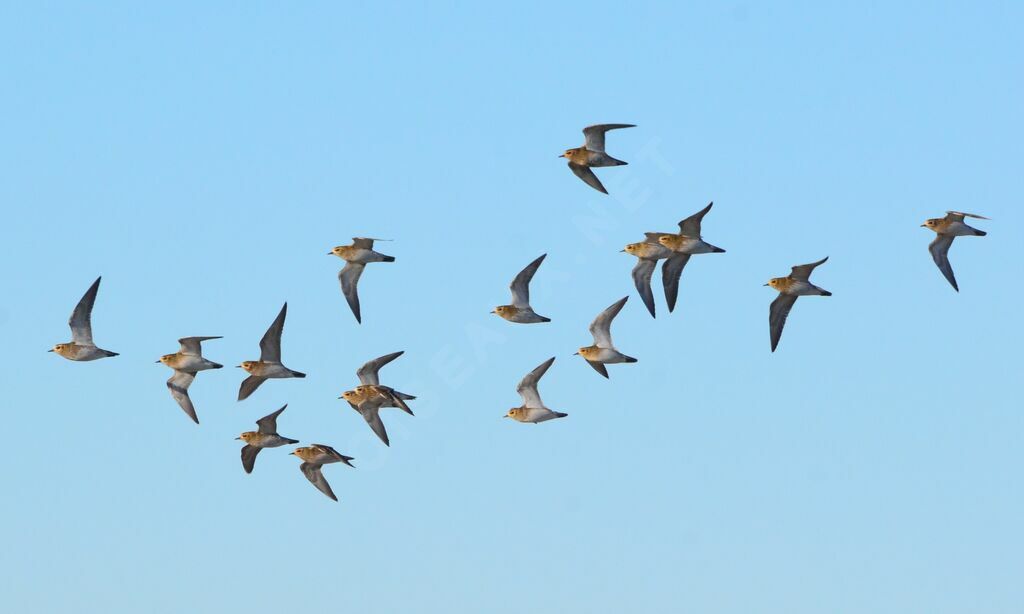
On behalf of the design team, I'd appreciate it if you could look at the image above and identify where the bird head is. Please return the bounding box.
[238,361,257,372]
[237,431,257,442]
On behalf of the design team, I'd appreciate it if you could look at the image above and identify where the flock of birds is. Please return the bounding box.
[48,124,991,502]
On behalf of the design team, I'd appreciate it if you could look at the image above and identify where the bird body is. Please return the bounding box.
[505,357,566,424]
[766,257,832,352]
[292,444,355,501]
[158,336,223,424]
[340,351,415,446]
[561,124,635,194]
[493,254,550,323]
[238,405,299,473]
[330,238,395,323]
[576,296,636,378]
[922,211,989,291]
[238,303,305,401]
[50,277,118,361]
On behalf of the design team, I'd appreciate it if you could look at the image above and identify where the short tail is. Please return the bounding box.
[380,255,396,262]
[820,290,833,297]
[623,355,638,363]
[103,350,120,357]
[711,245,726,253]
[539,316,551,322]
[210,362,224,369]
[290,370,307,378]
[554,411,568,418]
[283,437,300,444]
[608,157,628,166]
[393,391,416,400]
[975,229,987,237]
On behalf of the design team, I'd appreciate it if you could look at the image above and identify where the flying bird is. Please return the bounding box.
[329,238,395,323]
[291,444,355,502]
[238,303,306,401]
[49,276,119,361]
[237,405,300,473]
[921,211,989,292]
[560,124,635,194]
[765,257,832,352]
[340,351,416,447]
[622,235,673,318]
[504,357,567,423]
[157,336,223,424]
[656,202,727,312]
[492,253,551,323]
[576,296,637,378]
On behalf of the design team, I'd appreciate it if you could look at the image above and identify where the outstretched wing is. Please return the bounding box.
[516,357,555,408]
[69,276,101,346]
[790,257,828,281]
[300,463,337,501]
[256,404,287,434]
[358,405,390,446]
[769,294,798,352]
[167,370,198,424]
[238,375,267,401]
[259,303,287,362]
[631,258,657,318]
[677,202,713,238]
[357,351,404,385]
[241,445,261,474]
[589,296,629,348]
[510,254,546,308]
[661,253,692,313]
[585,360,609,379]
[178,336,221,356]
[945,211,989,222]
[339,262,365,323]
[928,235,958,291]
[582,124,635,152]
[568,162,607,194]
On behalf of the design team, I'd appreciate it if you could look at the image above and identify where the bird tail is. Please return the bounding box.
[710,244,726,253]
[290,370,307,378]
[393,390,417,400]
[622,355,638,363]
[974,229,987,237]
[539,315,552,322]
[819,290,833,297]
[554,411,568,418]
[380,255,396,262]
[608,156,628,166]
[210,361,224,369]
[282,437,300,444]
[103,350,120,357]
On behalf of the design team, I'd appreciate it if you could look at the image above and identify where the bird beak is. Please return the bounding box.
[337,395,343,399]
[326,251,333,255]
[155,360,161,363]
[47,349,54,352]
[503,415,510,419]
[557,154,564,158]
[235,365,242,368]
[572,351,579,356]
[763,283,769,286]
[489,310,496,314]
[234,436,241,440]
[920,224,926,227]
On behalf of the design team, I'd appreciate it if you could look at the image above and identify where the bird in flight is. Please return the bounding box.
[492,253,551,323]
[291,444,355,502]
[504,356,567,424]
[237,404,300,474]
[656,201,726,312]
[560,124,635,194]
[765,257,832,352]
[157,336,223,424]
[49,276,119,361]
[921,211,989,292]
[576,296,637,378]
[340,351,415,447]
[329,238,395,323]
[238,303,306,401]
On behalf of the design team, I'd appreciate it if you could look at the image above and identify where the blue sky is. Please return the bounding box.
[2,2,1022,612]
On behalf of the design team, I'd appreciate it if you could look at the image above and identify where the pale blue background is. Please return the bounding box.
[1,2,1021,613]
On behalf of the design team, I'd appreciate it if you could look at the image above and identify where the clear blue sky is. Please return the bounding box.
[2,3,1021,613]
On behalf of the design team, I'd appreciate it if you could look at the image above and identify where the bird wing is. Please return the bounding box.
[945,211,989,222]
[582,124,635,152]
[259,303,287,363]
[510,253,546,308]
[178,336,221,356]
[769,294,799,352]
[238,375,267,401]
[300,463,337,501]
[241,445,261,474]
[790,257,828,281]
[516,357,555,408]
[677,201,713,238]
[339,262,366,323]
[256,404,287,434]
[311,443,354,467]
[358,404,390,446]
[351,237,377,249]
[585,360,609,379]
[357,351,404,385]
[69,276,101,346]
[661,253,692,313]
[167,370,198,424]
[929,235,958,291]
[631,258,657,318]
[589,296,628,348]
[568,162,608,194]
